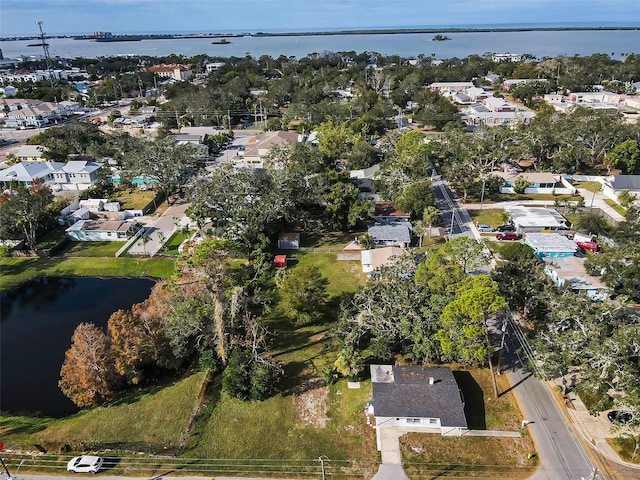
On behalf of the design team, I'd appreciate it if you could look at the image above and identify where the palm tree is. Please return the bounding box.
[413,220,427,248]
[422,206,440,238]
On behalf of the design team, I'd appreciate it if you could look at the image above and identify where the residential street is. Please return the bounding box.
[501,320,599,480]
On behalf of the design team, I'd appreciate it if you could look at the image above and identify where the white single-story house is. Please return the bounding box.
[601,175,640,204]
[368,222,412,248]
[506,206,571,233]
[543,256,608,301]
[370,364,468,452]
[360,246,404,273]
[0,161,63,187]
[243,131,300,168]
[66,220,141,242]
[494,171,576,194]
[525,232,578,259]
[350,163,381,193]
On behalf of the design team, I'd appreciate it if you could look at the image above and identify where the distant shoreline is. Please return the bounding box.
[1,25,638,42]
[251,25,640,37]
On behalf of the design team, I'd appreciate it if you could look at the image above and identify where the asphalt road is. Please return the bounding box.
[431,173,476,238]
[501,318,599,480]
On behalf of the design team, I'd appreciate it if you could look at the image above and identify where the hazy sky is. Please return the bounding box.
[2,0,639,36]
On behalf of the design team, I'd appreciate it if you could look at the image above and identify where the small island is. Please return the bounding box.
[432,34,452,41]
[212,38,231,45]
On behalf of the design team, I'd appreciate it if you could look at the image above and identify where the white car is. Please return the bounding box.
[67,455,104,474]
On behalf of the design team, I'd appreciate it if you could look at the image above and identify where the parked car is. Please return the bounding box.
[607,410,633,425]
[576,240,599,252]
[496,224,516,232]
[496,232,520,241]
[67,456,104,474]
[477,223,495,232]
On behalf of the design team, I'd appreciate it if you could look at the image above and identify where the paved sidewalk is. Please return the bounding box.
[549,378,640,471]
[575,188,626,222]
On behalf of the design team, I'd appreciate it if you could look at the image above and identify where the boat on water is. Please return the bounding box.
[27,43,48,47]
[432,34,452,41]
[211,38,231,45]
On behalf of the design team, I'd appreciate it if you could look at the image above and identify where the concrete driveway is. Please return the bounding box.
[127,198,192,256]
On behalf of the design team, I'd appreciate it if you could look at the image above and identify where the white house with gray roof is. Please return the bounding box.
[602,175,640,205]
[51,161,102,191]
[369,365,468,445]
[0,161,63,187]
[368,222,412,248]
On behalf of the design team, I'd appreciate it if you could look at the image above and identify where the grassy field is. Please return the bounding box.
[468,208,507,230]
[0,256,175,291]
[184,379,377,463]
[58,240,123,257]
[112,188,157,210]
[20,372,205,452]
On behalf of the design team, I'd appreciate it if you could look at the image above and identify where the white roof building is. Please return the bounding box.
[506,206,570,231]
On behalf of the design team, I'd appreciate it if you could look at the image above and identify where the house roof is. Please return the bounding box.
[55,161,101,174]
[608,175,640,191]
[374,202,409,218]
[361,246,405,270]
[507,206,569,229]
[66,219,135,233]
[493,171,558,184]
[0,161,63,182]
[368,223,412,244]
[543,256,607,290]
[371,365,468,428]
[525,233,578,253]
[16,145,48,158]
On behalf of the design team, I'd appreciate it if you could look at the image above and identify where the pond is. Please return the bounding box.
[0,276,156,418]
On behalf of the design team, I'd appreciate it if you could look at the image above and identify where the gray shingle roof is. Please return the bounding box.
[371,365,468,428]
[368,223,412,244]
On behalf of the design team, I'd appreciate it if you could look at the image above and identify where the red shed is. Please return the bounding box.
[273,254,287,269]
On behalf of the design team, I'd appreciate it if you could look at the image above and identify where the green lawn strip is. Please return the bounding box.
[57,241,123,257]
[0,256,175,291]
[400,368,535,471]
[161,231,191,255]
[606,436,640,464]
[572,181,601,192]
[2,372,205,455]
[112,189,157,210]
[467,208,506,229]
[603,199,627,216]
